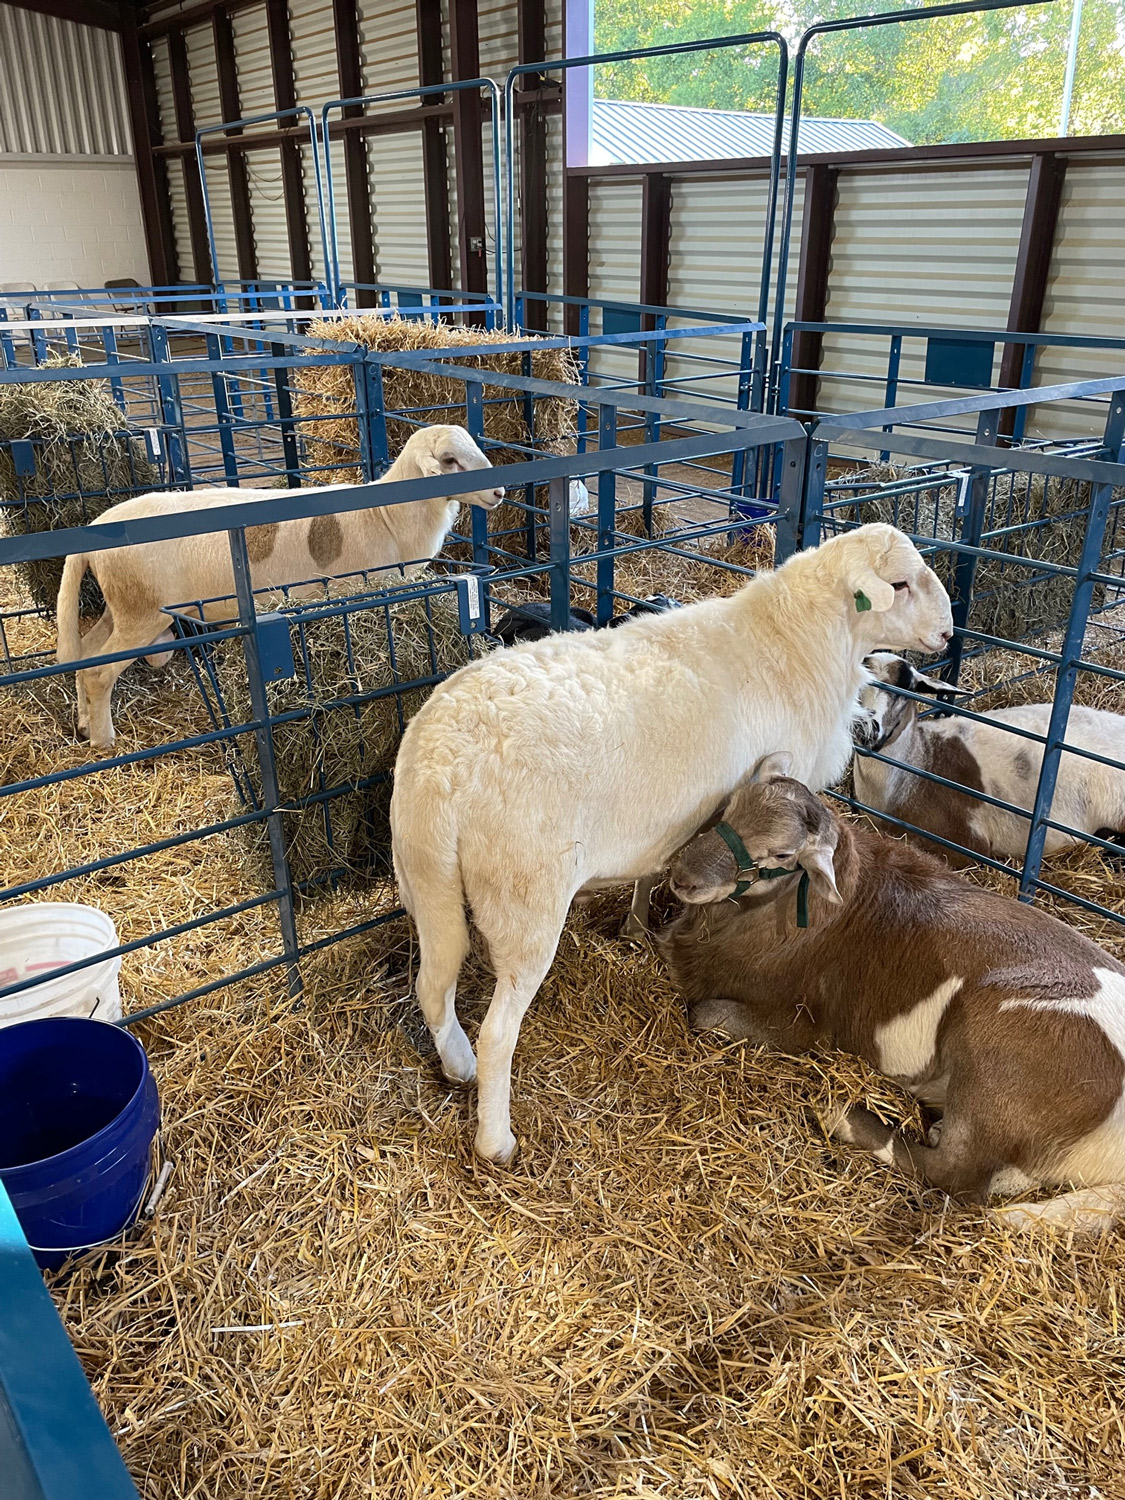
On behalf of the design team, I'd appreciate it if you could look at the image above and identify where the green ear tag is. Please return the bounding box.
[854,590,872,613]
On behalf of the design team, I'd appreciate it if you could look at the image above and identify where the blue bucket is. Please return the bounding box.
[731,499,773,538]
[0,1017,160,1270]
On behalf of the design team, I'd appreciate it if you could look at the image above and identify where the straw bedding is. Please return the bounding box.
[4,572,1125,1497]
[0,357,159,614]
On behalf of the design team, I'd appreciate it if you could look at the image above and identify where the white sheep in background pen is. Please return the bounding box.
[390,522,955,1164]
[56,424,504,749]
[853,652,1125,865]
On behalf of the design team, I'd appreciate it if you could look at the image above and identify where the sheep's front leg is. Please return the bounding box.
[620,875,657,940]
[472,904,568,1165]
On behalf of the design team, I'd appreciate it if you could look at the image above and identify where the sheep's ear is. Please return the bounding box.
[798,840,842,904]
[750,751,793,783]
[416,451,445,478]
[909,666,971,696]
[849,568,896,614]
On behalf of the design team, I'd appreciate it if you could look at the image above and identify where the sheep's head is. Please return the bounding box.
[404,425,506,510]
[827,523,953,655]
[669,754,842,909]
[853,651,971,751]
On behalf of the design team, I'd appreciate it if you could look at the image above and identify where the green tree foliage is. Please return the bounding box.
[592,0,1125,144]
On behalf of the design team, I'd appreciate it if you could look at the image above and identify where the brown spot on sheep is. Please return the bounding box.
[308,514,343,569]
[246,523,278,563]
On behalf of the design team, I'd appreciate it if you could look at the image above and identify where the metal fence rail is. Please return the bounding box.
[779,319,1125,440]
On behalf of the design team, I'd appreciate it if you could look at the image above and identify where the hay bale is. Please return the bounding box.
[295,315,580,479]
[294,316,582,556]
[0,356,160,615]
[216,579,489,895]
[850,461,1123,645]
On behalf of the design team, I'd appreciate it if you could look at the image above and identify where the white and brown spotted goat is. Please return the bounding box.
[57,424,503,748]
[853,652,1125,866]
[661,758,1125,1232]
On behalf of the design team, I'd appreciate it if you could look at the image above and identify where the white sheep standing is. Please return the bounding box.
[853,652,1125,864]
[57,424,504,748]
[390,522,955,1164]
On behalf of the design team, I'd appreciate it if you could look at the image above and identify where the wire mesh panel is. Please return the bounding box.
[807,376,1125,933]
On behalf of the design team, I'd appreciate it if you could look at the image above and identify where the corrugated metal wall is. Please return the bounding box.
[357,0,422,96]
[1036,158,1125,440]
[0,4,132,157]
[586,176,643,383]
[819,165,1030,421]
[662,170,799,402]
[368,131,430,284]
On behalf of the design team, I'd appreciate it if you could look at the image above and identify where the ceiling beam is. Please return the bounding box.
[4,0,126,31]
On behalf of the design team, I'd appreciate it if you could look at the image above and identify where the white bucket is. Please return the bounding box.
[0,904,122,1027]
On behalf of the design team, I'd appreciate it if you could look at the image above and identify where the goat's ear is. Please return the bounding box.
[750,750,793,783]
[908,665,971,696]
[798,840,842,905]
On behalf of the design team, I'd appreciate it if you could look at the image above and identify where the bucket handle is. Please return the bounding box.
[23,1158,154,1258]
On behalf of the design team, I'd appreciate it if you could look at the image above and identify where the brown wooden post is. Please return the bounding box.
[266,0,312,288]
[789,164,838,420]
[168,27,214,284]
[213,6,257,283]
[332,0,378,305]
[998,152,1067,436]
[562,172,589,336]
[120,12,177,286]
[638,172,671,382]
[448,0,488,305]
[516,0,548,330]
[416,0,453,295]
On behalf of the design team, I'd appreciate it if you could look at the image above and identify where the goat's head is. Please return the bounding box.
[853,651,971,752]
[669,754,842,909]
[403,425,506,510]
[826,523,953,655]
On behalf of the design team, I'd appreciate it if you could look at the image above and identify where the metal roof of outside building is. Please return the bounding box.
[589,98,910,165]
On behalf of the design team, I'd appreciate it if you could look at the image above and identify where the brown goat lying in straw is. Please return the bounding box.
[661,756,1125,1233]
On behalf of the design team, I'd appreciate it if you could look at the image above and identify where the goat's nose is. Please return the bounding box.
[493,487,505,500]
[941,628,953,643]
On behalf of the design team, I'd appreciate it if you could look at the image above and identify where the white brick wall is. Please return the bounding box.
[0,157,150,290]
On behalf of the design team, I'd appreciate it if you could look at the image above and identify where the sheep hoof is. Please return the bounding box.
[74,719,90,742]
[440,1059,477,1088]
[619,914,649,942]
[474,1129,519,1166]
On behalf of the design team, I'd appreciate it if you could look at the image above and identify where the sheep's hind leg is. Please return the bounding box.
[414,908,475,1087]
[73,610,113,739]
[405,857,476,1086]
[471,894,569,1165]
[143,628,176,670]
[829,1104,996,1201]
[82,617,165,749]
